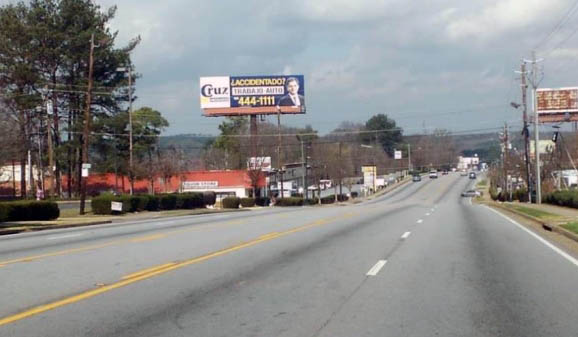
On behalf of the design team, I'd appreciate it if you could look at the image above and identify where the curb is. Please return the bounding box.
[487,202,578,244]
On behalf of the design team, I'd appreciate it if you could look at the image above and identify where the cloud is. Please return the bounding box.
[444,0,569,41]
[2,0,574,134]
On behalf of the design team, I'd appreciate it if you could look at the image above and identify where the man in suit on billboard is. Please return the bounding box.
[277,77,305,107]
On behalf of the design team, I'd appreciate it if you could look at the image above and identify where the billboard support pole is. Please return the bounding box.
[277,110,284,199]
[250,115,258,197]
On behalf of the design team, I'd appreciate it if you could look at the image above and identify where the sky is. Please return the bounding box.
[4,0,578,136]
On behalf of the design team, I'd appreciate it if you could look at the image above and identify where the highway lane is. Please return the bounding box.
[2,173,578,336]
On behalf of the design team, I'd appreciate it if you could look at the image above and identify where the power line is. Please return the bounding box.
[534,0,578,51]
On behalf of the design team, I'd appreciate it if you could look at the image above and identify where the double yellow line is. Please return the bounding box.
[0,213,356,327]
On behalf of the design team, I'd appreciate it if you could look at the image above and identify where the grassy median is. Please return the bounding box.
[506,205,557,219]
[562,222,578,235]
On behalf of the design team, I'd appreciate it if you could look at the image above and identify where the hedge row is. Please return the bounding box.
[321,194,349,204]
[544,190,578,208]
[240,198,256,208]
[222,197,241,209]
[0,201,60,222]
[92,192,216,215]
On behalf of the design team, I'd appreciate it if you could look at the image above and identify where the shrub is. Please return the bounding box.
[255,197,270,207]
[303,197,319,205]
[129,195,149,212]
[351,192,359,198]
[178,193,204,209]
[160,194,178,210]
[0,203,8,222]
[275,197,303,206]
[0,201,59,221]
[222,197,241,209]
[321,195,335,204]
[203,191,217,206]
[92,194,116,215]
[145,195,160,211]
[240,197,256,208]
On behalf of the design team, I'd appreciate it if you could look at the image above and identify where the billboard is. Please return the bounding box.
[394,150,402,160]
[201,75,306,115]
[537,87,578,114]
[247,157,272,172]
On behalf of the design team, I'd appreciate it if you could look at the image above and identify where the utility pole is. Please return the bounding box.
[518,62,532,202]
[80,33,95,215]
[338,142,342,200]
[524,51,544,204]
[504,122,509,200]
[44,88,55,198]
[300,138,305,199]
[408,143,412,172]
[128,67,134,195]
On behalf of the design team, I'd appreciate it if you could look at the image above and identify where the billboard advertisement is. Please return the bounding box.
[537,87,578,114]
[247,157,272,172]
[200,75,305,113]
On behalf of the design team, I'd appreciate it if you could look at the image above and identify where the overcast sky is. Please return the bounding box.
[5,0,578,136]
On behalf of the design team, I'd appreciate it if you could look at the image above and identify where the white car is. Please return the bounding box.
[429,170,438,179]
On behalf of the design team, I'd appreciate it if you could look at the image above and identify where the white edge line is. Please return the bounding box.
[401,231,411,239]
[483,205,578,268]
[425,213,431,216]
[46,233,83,241]
[417,219,423,224]
[366,260,387,276]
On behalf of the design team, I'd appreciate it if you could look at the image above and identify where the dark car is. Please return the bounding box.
[412,175,421,182]
[469,172,476,179]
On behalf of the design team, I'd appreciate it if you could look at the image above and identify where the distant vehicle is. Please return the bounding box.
[442,170,448,175]
[461,189,481,197]
[429,170,438,179]
[469,172,477,179]
[412,175,421,182]
[460,170,468,176]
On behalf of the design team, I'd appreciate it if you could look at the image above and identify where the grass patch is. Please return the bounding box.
[562,222,578,235]
[508,205,557,219]
[476,179,487,187]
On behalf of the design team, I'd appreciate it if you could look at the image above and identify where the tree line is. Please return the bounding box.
[0,0,168,198]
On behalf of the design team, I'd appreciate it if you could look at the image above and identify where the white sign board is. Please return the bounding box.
[81,168,89,177]
[394,150,402,160]
[200,76,231,108]
[111,201,123,212]
[182,181,219,191]
[247,157,272,172]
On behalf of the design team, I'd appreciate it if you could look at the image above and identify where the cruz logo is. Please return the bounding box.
[201,84,229,97]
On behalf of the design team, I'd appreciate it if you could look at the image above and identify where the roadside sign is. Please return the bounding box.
[394,150,402,160]
[111,201,123,212]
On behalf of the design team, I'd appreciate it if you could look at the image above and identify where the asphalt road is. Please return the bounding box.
[2,173,578,336]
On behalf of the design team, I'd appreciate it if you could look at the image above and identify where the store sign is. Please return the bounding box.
[182,181,219,190]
